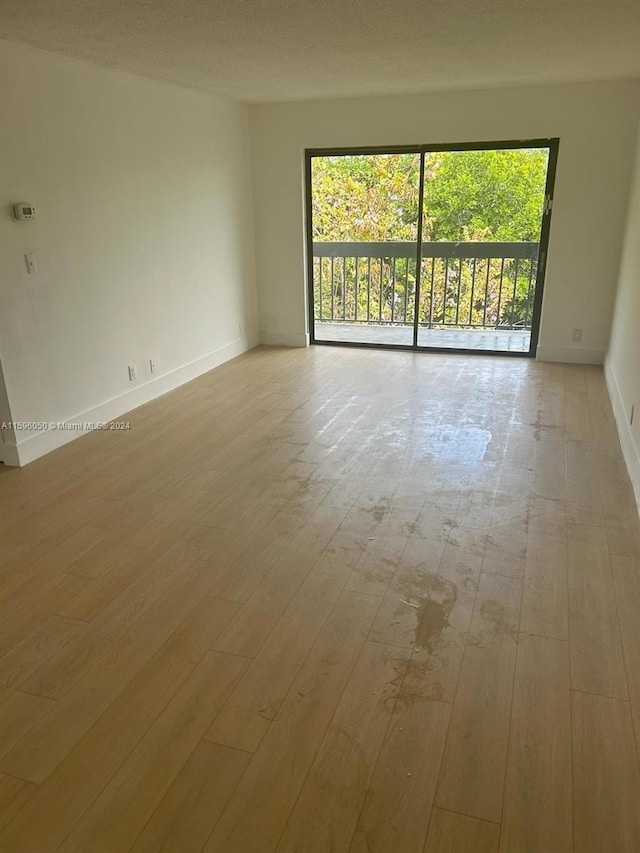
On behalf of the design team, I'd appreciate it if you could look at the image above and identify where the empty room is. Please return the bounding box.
[1,1,640,851]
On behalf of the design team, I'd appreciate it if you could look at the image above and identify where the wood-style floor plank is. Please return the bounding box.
[58,650,247,853]
[184,510,299,601]
[0,570,94,655]
[130,741,251,853]
[204,590,380,853]
[274,641,400,853]
[567,523,627,699]
[424,807,500,853]
[21,541,208,700]
[0,557,224,785]
[35,525,111,574]
[565,441,603,525]
[533,438,566,501]
[435,571,521,824]
[0,615,86,700]
[520,541,568,640]
[212,504,348,659]
[611,553,640,754]
[572,690,640,852]
[499,634,572,853]
[0,595,240,853]
[207,544,354,753]
[0,691,56,762]
[0,347,638,851]
[348,698,450,853]
[0,774,36,831]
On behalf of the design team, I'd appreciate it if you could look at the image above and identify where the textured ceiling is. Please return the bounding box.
[2,0,640,102]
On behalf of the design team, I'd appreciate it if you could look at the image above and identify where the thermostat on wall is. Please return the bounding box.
[13,203,37,221]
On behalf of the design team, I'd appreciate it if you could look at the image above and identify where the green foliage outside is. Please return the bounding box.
[311,149,548,329]
[312,153,420,242]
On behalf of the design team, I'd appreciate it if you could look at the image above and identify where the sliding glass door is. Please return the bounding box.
[306,140,558,356]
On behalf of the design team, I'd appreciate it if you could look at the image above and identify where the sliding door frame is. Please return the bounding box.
[304,137,560,358]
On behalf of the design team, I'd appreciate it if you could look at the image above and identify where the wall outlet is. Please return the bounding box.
[149,359,157,375]
[572,328,583,343]
[260,329,267,343]
[271,314,278,328]
[24,253,38,274]
[128,365,137,381]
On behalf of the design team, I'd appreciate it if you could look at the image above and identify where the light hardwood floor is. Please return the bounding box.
[1,345,639,852]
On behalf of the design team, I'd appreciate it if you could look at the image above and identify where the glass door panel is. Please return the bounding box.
[417,147,550,353]
[310,152,421,347]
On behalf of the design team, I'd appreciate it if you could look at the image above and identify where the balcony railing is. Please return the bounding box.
[312,241,539,330]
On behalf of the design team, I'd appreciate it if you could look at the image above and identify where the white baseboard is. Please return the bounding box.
[12,333,258,467]
[536,344,605,364]
[605,358,640,514]
[263,330,309,347]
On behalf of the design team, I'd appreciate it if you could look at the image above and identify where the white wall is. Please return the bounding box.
[0,357,16,463]
[249,81,640,358]
[0,40,259,465]
[606,119,640,510]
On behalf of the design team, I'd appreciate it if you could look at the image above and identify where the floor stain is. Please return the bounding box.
[381,655,410,712]
[415,599,449,651]
[482,532,527,563]
[257,703,279,722]
[382,653,446,710]
[480,598,517,638]
[460,631,485,647]
[461,598,517,648]
[356,565,393,587]
[381,573,460,708]
[411,574,458,652]
[367,499,391,523]
[402,656,446,703]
